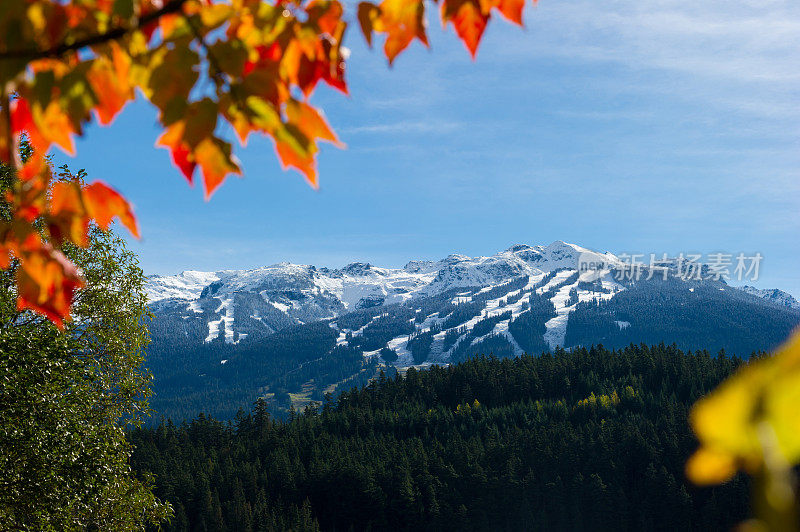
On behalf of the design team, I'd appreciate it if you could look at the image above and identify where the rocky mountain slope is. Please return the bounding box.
[145,241,800,421]
[147,241,622,352]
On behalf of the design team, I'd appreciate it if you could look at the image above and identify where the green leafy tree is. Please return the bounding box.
[0,163,171,530]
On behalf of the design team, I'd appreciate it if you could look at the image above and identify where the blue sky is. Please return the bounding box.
[55,0,800,296]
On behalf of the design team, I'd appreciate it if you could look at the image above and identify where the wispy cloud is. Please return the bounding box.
[522,0,800,84]
[339,120,462,134]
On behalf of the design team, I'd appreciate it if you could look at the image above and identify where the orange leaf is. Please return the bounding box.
[18,150,48,183]
[11,97,76,156]
[15,239,84,329]
[83,181,140,238]
[491,0,525,25]
[86,44,134,126]
[382,0,429,64]
[36,102,76,156]
[159,13,181,39]
[285,99,344,148]
[443,0,489,58]
[193,137,242,199]
[274,133,317,188]
[357,0,428,64]
[49,180,90,247]
[198,3,235,29]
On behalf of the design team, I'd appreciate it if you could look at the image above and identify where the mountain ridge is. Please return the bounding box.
[144,240,800,421]
[146,240,622,348]
[146,240,795,356]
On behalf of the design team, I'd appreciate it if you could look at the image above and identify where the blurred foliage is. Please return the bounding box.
[689,329,800,531]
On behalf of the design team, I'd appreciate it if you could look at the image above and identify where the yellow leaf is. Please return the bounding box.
[224,95,282,146]
[358,0,429,64]
[688,330,800,484]
[685,447,738,486]
[200,4,235,29]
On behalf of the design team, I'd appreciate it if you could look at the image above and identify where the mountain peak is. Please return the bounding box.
[505,243,533,253]
[544,240,585,253]
[145,242,799,361]
[739,286,800,310]
[341,262,374,276]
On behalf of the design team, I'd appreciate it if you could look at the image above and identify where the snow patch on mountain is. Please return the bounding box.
[738,286,800,310]
[149,241,764,358]
[146,270,225,302]
[146,241,628,348]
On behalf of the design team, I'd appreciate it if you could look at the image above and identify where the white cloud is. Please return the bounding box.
[339,120,462,134]
[523,0,800,85]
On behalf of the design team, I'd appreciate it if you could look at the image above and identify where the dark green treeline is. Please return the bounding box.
[130,344,753,531]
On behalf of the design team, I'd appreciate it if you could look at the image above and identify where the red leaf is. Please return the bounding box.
[156,122,197,184]
[243,43,282,77]
[15,239,84,329]
[172,144,196,183]
[11,98,46,153]
[83,181,140,238]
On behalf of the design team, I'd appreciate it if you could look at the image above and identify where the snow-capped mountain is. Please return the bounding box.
[147,241,800,362]
[146,240,800,421]
[738,286,800,310]
[147,241,622,350]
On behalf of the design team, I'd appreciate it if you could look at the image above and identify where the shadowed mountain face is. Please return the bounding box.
[144,241,800,421]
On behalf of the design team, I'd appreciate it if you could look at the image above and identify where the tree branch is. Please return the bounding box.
[0,0,187,61]
[183,12,249,118]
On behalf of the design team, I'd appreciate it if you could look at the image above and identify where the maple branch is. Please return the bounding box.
[0,0,187,61]
[184,14,226,87]
[183,13,241,98]
[183,13,249,112]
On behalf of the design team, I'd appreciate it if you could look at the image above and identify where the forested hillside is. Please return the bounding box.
[131,344,753,531]
[563,278,799,353]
